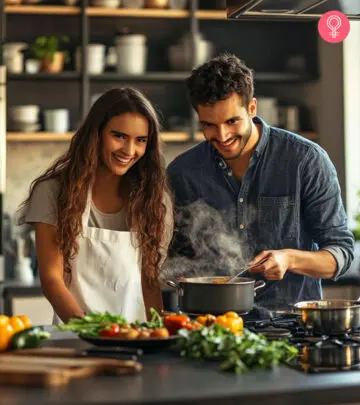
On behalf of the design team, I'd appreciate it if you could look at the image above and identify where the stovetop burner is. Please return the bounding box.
[243,312,360,373]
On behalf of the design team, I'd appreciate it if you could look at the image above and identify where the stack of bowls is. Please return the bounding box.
[9,105,40,132]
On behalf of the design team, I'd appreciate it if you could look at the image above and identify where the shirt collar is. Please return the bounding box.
[253,115,270,158]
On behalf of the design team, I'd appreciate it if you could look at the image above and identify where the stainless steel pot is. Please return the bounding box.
[294,300,360,335]
[166,277,266,315]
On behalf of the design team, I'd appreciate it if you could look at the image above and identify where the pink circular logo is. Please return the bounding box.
[318,10,350,43]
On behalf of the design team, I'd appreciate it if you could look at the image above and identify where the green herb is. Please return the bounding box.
[132,308,164,329]
[56,312,126,336]
[178,324,298,374]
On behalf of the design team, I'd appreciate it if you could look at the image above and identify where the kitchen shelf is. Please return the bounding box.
[86,7,189,18]
[6,131,195,143]
[7,72,81,80]
[4,6,227,19]
[7,131,318,143]
[4,5,80,15]
[90,72,190,82]
[195,10,226,19]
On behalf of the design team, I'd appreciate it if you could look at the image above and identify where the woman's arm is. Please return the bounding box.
[35,222,85,323]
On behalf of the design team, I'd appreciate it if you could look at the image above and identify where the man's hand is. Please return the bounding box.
[248,250,291,280]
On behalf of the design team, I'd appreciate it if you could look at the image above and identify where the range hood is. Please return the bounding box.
[227,0,360,20]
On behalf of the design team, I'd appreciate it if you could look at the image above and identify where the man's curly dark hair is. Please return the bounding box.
[186,53,255,110]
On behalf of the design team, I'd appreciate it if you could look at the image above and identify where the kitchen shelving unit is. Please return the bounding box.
[1,0,319,143]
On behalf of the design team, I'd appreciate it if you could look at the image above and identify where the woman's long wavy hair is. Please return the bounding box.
[18,87,170,283]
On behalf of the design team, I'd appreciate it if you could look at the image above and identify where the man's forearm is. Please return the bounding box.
[286,249,337,279]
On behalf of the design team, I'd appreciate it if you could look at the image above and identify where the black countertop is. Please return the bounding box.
[2,329,360,405]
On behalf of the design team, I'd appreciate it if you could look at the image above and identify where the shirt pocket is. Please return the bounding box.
[258,195,297,240]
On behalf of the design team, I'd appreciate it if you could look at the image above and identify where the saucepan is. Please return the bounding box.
[294,299,360,335]
[166,277,266,315]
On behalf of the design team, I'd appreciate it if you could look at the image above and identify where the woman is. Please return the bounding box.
[18,87,173,323]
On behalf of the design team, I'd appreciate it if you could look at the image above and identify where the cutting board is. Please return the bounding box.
[0,351,142,386]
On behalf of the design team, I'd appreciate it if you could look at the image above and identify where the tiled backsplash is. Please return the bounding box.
[5,141,196,217]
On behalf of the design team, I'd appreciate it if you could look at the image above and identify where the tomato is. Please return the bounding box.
[0,315,9,327]
[99,323,120,337]
[9,316,25,334]
[163,315,191,335]
[17,315,32,329]
[0,323,14,352]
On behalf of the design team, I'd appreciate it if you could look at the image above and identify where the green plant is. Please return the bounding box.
[29,35,70,64]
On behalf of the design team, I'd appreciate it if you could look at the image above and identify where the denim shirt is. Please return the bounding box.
[166,117,355,309]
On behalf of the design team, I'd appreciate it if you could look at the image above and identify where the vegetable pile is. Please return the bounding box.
[57,308,200,339]
[0,314,50,351]
[57,309,298,374]
[177,323,298,374]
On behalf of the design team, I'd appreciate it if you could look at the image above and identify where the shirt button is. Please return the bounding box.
[239,198,244,203]
[239,224,245,230]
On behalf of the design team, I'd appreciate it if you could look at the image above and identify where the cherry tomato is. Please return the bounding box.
[99,323,120,337]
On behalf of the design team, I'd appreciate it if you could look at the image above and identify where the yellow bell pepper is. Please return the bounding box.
[215,313,243,333]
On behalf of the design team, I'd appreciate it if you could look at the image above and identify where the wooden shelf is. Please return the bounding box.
[7,131,318,143]
[6,132,194,143]
[5,5,80,14]
[86,7,189,18]
[4,5,227,19]
[196,10,226,19]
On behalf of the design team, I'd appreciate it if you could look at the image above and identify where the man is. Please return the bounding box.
[166,53,354,309]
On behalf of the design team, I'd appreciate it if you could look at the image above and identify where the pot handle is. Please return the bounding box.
[166,280,179,289]
[166,280,184,297]
[254,280,266,292]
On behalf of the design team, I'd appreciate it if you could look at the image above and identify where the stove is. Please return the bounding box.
[242,309,360,373]
[181,307,360,373]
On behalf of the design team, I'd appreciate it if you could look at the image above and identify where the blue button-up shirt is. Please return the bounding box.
[166,117,355,309]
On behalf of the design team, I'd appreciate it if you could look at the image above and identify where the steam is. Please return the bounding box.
[161,200,252,281]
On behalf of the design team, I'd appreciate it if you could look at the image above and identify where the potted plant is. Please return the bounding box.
[28,35,70,73]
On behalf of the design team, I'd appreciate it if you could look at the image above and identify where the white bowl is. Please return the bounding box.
[10,105,40,124]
